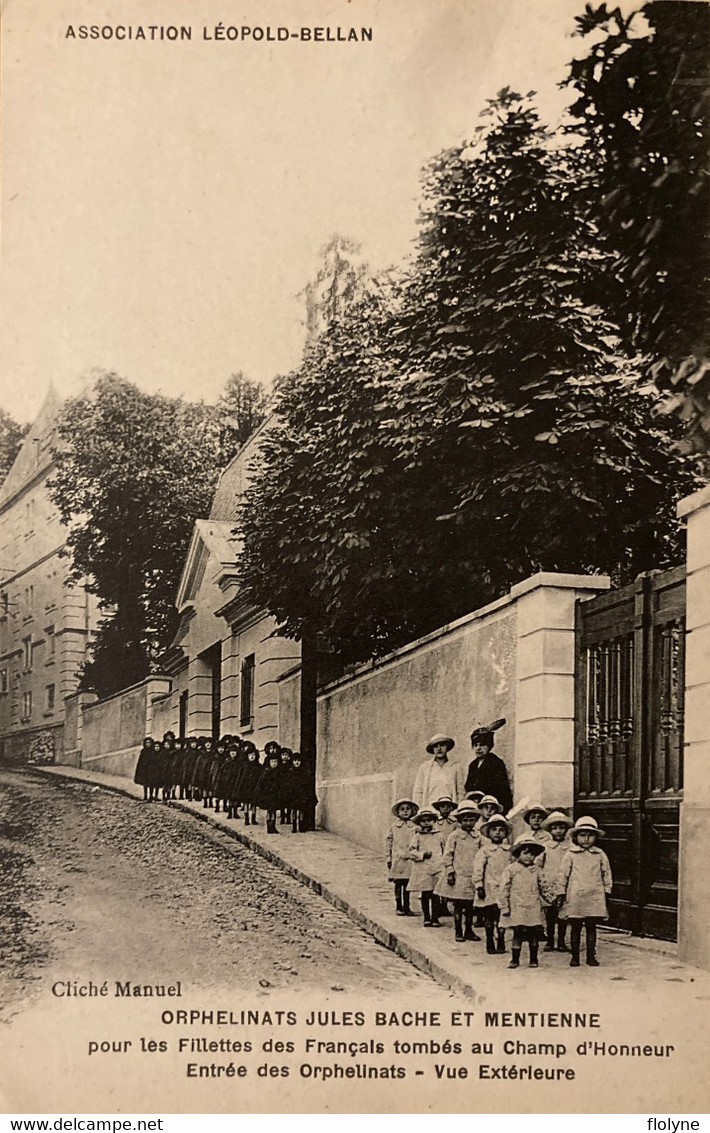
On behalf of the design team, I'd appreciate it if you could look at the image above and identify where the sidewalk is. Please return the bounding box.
[36,762,709,1000]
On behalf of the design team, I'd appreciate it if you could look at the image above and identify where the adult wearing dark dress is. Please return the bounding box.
[464,719,513,815]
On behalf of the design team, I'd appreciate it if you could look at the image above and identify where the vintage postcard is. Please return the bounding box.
[1,0,709,1116]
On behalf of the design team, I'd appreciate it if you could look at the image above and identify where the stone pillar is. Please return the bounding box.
[677,484,710,969]
[220,631,241,733]
[186,656,213,736]
[62,689,98,767]
[512,572,610,807]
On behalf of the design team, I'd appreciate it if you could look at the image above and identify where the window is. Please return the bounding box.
[0,668,7,694]
[45,684,55,713]
[240,653,256,728]
[22,690,32,721]
[45,625,56,660]
[22,636,33,672]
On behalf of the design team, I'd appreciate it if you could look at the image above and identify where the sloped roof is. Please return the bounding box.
[175,519,242,610]
[209,413,275,521]
[0,383,63,508]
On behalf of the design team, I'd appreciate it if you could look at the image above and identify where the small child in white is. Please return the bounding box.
[522,804,551,846]
[407,808,446,927]
[500,835,553,968]
[386,799,418,916]
[539,809,573,951]
[474,815,512,953]
[555,816,613,967]
[434,801,482,943]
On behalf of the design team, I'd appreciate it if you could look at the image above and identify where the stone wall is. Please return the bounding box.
[79,677,172,777]
[314,573,608,853]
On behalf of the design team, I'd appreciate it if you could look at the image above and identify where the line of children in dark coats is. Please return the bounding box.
[387,793,612,970]
[133,733,317,834]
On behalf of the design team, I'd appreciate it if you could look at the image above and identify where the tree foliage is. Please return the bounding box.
[236,88,701,667]
[49,374,222,696]
[216,372,269,462]
[565,2,710,453]
[0,409,28,483]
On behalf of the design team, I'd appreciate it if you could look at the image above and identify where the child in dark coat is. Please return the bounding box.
[285,751,318,833]
[255,750,283,833]
[237,743,261,825]
[134,737,157,801]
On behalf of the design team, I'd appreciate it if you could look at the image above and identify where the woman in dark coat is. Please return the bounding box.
[284,751,318,833]
[134,737,157,801]
[254,750,283,833]
[464,720,513,815]
[237,743,261,825]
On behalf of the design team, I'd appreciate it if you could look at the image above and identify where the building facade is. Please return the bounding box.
[154,419,302,747]
[0,385,100,762]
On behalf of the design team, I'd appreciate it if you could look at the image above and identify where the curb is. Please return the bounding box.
[35,767,481,1000]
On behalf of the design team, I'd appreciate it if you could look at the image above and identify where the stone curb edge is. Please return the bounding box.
[34,767,480,1001]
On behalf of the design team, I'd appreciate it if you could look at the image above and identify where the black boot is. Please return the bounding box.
[244,812,250,826]
[485,927,496,954]
[586,924,599,965]
[570,923,581,966]
[497,929,506,954]
[454,910,464,942]
[463,907,481,941]
[529,941,539,968]
[508,948,521,969]
[557,925,569,952]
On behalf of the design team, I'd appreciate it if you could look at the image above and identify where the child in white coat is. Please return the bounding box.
[386,799,418,916]
[555,816,613,967]
[407,808,446,927]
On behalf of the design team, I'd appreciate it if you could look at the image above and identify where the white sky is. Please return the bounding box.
[0,0,626,423]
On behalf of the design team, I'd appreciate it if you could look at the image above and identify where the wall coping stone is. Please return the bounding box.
[677,483,710,519]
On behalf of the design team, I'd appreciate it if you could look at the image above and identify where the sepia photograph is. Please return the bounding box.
[0,0,709,1116]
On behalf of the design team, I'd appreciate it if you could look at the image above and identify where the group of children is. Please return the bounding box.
[386,793,612,969]
[133,733,317,834]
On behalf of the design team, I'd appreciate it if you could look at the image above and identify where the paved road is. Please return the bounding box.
[0,767,442,1023]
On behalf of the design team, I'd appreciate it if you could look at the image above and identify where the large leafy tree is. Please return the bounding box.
[236,88,701,667]
[216,371,269,462]
[49,374,222,696]
[565,2,710,453]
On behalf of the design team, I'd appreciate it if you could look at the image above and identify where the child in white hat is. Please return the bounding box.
[500,835,554,968]
[539,810,573,951]
[522,804,552,846]
[434,801,482,943]
[406,808,446,927]
[474,815,512,953]
[554,816,613,967]
[386,799,418,916]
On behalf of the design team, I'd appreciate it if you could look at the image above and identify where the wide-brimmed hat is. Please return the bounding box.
[570,815,604,842]
[542,810,573,830]
[465,790,485,803]
[412,808,439,825]
[431,795,456,811]
[523,803,549,824]
[391,798,418,817]
[479,815,512,838]
[470,718,506,745]
[426,733,455,754]
[478,794,503,813]
[453,801,481,821]
[510,834,546,858]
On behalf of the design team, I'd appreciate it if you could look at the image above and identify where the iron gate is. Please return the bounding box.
[574,565,685,941]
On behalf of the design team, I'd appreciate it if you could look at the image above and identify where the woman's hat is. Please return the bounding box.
[465,791,485,803]
[478,794,503,813]
[453,801,481,821]
[391,798,418,817]
[479,815,512,838]
[426,733,455,754]
[470,718,506,745]
[510,834,546,858]
[570,815,604,841]
[542,810,573,830]
[523,804,549,824]
[431,795,456,811]
[412,808,439,825]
